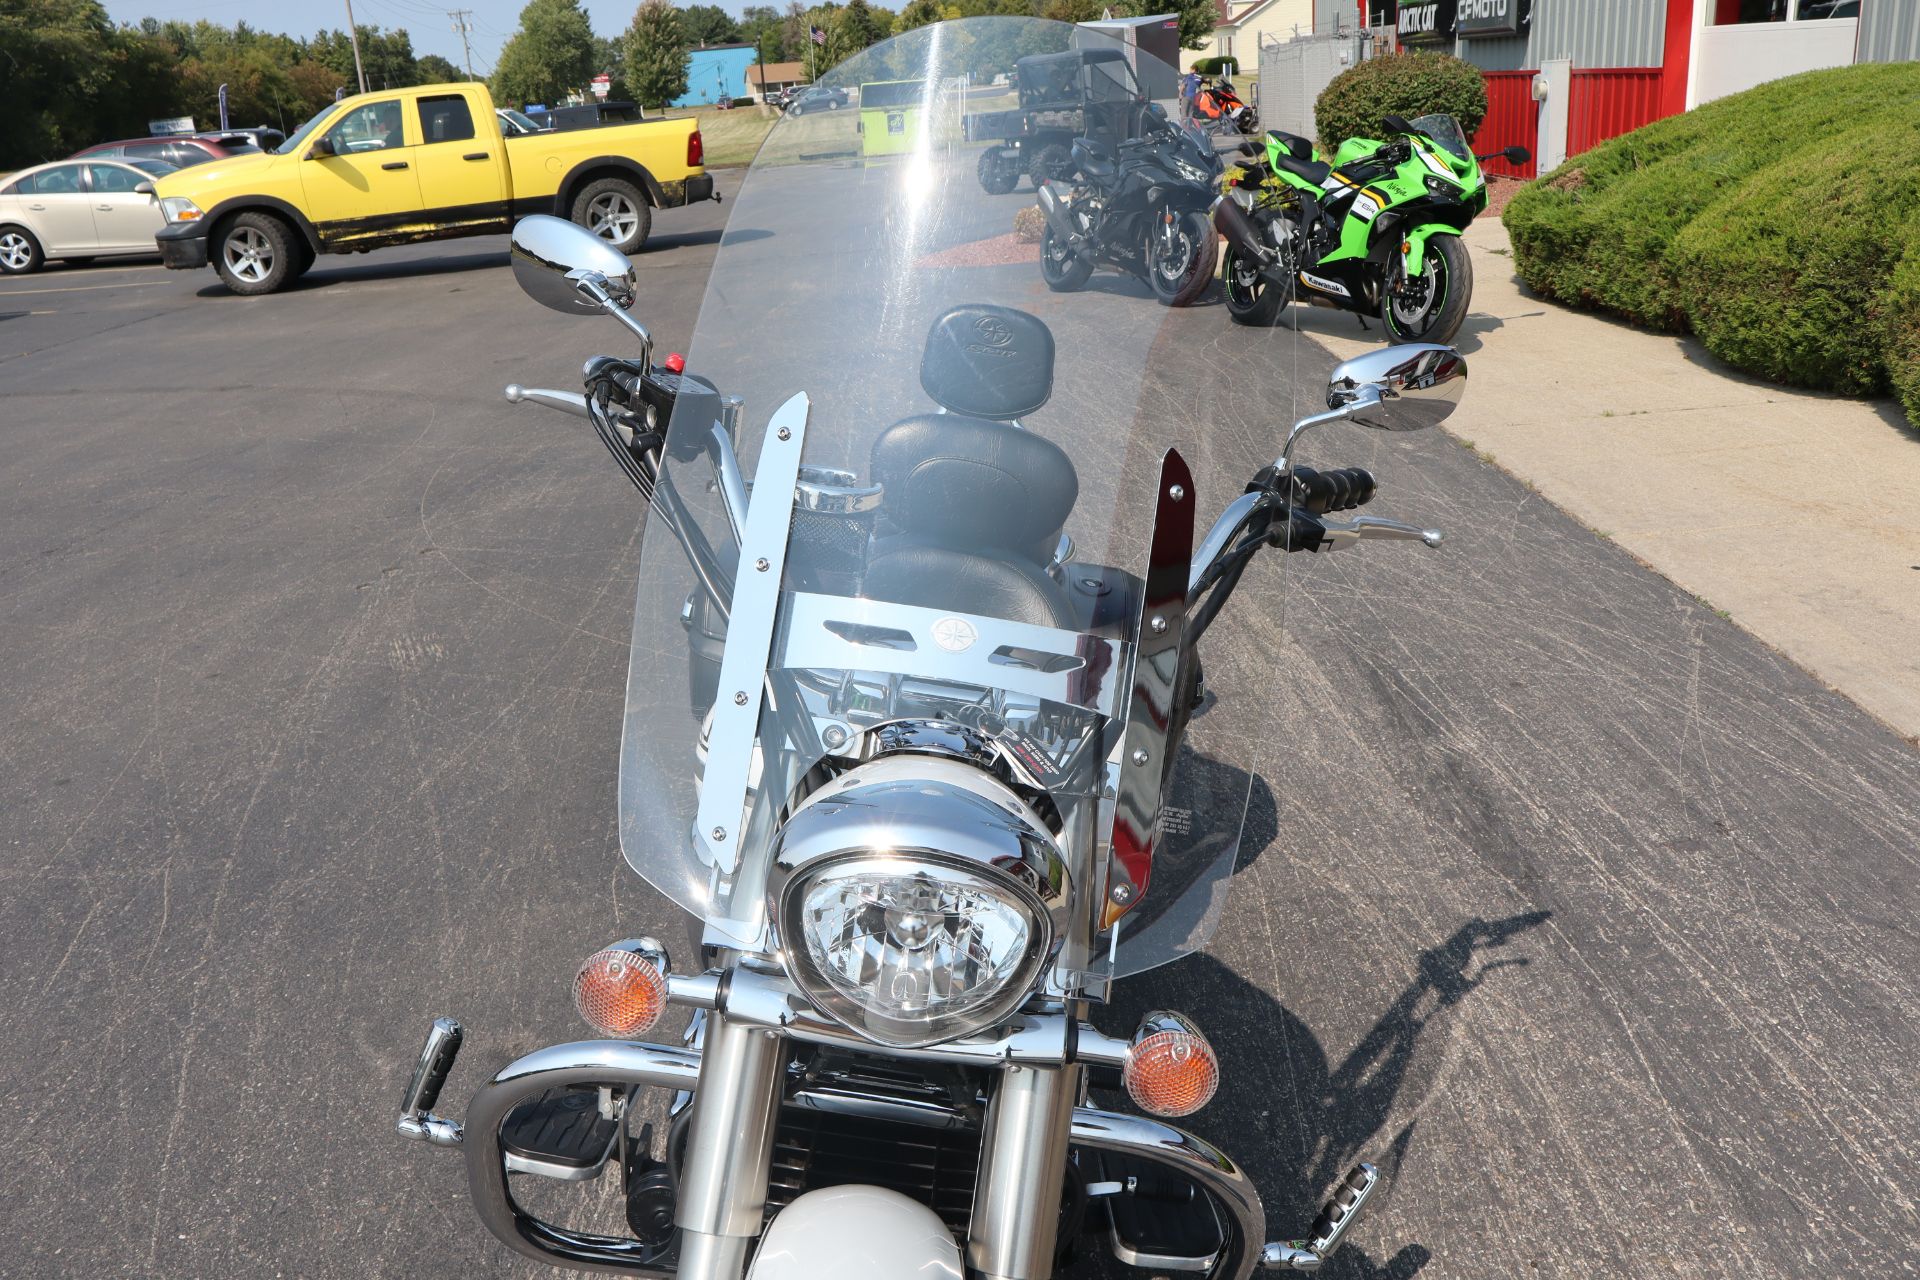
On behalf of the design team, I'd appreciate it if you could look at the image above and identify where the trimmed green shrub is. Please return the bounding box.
[1883,244,1920,430]
[1504,61,1920,426]
[1315,52,1487,150]
[1192,56,1239,77]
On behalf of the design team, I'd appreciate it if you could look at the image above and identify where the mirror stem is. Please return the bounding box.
[1278,398,1363,472]
[577,275,654,368]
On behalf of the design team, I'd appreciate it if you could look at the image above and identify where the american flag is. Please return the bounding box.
[809,23,826,44]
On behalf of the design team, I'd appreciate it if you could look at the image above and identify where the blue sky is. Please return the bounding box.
[101,0,763,79]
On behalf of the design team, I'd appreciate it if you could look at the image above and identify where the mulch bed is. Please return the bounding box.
[1479,175,1525,221]
[917,232,1039,268]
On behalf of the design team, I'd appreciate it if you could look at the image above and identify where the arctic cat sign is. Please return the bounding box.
[1395,0,1453,43]
[1455,0,1527,37]
[1385,0,1526,41]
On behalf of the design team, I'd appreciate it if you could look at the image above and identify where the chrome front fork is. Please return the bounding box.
[970,1063,1082,1280]
[675,1011,784,1280]
[673,1012,1083,1280]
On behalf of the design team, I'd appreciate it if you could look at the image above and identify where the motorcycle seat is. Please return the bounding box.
[1273,151,1331,187]
[1265,129,1315,163]
[869,413,1079,563]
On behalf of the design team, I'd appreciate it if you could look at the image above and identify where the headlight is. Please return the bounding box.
[770,751,1068,1048]
[159,197,203,224]
[787,855,1044,1045]
[1173,157,1209,183]
[1423,175,1458,197]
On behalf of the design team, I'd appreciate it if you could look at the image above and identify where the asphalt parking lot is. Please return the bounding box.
[3,166,1916,1279]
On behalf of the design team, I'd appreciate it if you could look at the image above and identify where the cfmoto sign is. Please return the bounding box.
[1456,0,1528,38]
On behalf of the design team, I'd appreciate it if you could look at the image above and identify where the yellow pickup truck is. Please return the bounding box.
[153,82,712,294]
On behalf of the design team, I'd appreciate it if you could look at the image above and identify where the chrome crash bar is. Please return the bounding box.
[398,972,1382,1279]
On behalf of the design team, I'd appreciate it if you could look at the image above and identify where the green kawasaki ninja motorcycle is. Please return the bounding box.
[1210,113,1529,343]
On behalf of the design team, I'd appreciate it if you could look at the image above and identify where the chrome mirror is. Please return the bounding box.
[1325,343,1466,433]
[509,214,638,317]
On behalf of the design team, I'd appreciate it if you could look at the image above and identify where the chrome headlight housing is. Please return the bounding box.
[159,196,204,225]
[770,753,1069,1048]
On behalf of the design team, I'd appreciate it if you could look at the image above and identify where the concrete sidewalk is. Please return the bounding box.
[1295,217,1920,742]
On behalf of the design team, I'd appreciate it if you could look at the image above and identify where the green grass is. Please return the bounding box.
[1502,62,1920,427]
[657,104,782,169]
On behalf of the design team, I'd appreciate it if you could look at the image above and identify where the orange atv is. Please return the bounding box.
[1191,76,1257,136]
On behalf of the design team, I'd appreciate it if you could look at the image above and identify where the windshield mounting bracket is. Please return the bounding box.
[695,392,808,872]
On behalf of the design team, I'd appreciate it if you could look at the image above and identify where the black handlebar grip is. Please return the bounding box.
[608,367,644,403]
[405,1017,464,1116]
[1291,465,1377,514]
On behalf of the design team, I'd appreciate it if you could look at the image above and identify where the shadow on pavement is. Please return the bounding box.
[1087,909,1553,1278]
[194,250,505,297]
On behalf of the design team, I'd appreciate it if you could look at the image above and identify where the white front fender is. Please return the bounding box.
[746,1185,964,1280]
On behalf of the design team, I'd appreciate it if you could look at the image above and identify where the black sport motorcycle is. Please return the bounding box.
[1035,106,1222,307]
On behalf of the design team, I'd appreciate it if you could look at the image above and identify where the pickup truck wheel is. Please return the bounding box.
[573,179,651,255]
[213,212,295,295]
[0,227,44,275]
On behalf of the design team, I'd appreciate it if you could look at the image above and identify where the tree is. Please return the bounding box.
[417,53,464,82]
[894,0,956,33]
[739,5,787,59]
[491,0,597,106]
[834,0,888,52]
[683,4,742,47]
[287,60,348,116]
[623,0,690,109]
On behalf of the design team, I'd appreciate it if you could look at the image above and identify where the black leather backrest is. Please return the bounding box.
[919,304,1054,422]
[870,414,1078,554]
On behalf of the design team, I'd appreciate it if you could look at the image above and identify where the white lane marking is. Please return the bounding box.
[0,280,172,295]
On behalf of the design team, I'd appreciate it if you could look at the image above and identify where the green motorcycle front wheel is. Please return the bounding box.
[1382,235,1472,346]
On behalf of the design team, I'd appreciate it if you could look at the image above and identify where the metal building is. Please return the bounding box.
[1353,0,1916,175]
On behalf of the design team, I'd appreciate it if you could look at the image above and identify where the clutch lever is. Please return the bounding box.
[1318,514,1443,549]
[503,384,589,419]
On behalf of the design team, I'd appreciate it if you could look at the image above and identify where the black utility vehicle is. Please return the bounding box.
[966,48,1151,193]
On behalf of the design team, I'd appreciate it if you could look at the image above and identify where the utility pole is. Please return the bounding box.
[449,9,476,80]
[343,0,369,95]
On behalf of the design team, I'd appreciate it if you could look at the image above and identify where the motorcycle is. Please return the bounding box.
[1211,113,1530,344]
[393,19,1468,1280]
[1192,75,1258,137]
[1035,105,1223,307]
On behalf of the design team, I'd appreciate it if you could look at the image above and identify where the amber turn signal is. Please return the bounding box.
[1122,1011,1219,1118]
[571,938,669,1038]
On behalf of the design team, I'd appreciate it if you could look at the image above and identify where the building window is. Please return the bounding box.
[1711,0,1857,21]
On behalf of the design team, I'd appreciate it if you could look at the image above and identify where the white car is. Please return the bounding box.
[0,157,178,275]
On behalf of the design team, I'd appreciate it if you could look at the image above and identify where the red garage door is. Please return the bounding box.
[1472,70,1538,178]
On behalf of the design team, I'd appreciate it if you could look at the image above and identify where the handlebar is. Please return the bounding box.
[1291,465,1376,514]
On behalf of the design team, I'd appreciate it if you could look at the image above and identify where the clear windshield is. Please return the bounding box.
[618,17,1299,979]
[1412,113,1470,161]
[276,105,334,155]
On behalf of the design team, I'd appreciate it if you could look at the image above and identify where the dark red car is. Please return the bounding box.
[68,136,251,169]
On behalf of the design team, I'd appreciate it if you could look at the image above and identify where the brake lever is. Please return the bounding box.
[1318,514,1443,549]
